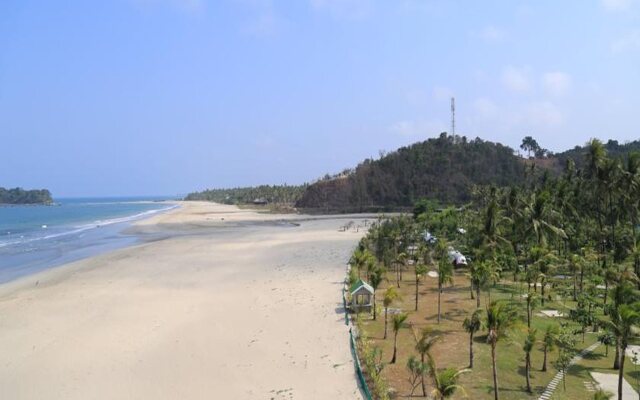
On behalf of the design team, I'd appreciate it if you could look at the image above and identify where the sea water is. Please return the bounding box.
[0,197,177,283]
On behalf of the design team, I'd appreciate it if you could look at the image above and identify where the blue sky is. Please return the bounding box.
[1,0,639,197]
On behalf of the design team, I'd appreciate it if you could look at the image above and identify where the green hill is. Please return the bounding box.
[0,187,53,205]
[295,133,526,211]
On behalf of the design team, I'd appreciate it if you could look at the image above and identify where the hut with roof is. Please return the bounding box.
[350,278,374,312]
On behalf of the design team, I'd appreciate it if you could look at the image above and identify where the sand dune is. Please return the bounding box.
[0,202,369,399]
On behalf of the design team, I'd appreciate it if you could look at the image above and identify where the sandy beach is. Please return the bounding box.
[0,202,369,399]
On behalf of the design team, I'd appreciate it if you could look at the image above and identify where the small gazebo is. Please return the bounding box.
[350,279,374,312]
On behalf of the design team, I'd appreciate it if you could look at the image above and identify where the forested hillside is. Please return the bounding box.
[555,139,640,170]
[0,187,53,205]
[184,184,307,205]
[296,133,525,211]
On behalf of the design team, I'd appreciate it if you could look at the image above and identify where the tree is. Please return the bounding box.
[370,267,385,321]
[593,389,614,400]
[383,287,399,339]
[525,293,540,329]
[462,309,483,368]
[485,301,520,400]
[427,355,469,399]
[415,263,427,311]
[414,327,440,397]
[554,349,573,392]
[598,331,616,357]
[601,304,640,400]
[437,256,454,324]
[523,328,537,393]
[520,136,541,158]
[390,313,408,364]
[406,355,427,397]
[541,325,558,372]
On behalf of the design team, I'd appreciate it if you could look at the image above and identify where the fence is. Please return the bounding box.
[350,327,374,400]
[344,283,373,400]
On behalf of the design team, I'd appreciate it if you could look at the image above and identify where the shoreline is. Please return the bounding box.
[0,202,370,399]
[0,201,180,285]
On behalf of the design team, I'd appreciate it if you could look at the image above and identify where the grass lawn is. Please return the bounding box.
[351,264,615,400]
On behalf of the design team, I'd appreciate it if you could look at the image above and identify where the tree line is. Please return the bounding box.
[0,187,52,205]
[349,138,640,400]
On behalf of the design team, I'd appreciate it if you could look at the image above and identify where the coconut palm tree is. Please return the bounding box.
[485,300,520,400]
[541,324,558,372]
[414,327,440,397]
[523,328,537,393]
[394,252,408,288]
[462,309,483,368]
[427,355,469,399]
[383,287,399,339]
[525,293,540,329]
[390,312,408,364]
[593,389,613,400]
[437,257,454,324]
[601,304,640,400]
[369,267,384,321]
[415,263,427,311]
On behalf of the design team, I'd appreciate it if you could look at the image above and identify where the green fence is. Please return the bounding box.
[349,328,373,400]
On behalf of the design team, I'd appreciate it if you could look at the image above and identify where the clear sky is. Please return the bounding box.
[1,0,639,197]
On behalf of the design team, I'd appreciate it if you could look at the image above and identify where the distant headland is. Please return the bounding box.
[0,187,53,205]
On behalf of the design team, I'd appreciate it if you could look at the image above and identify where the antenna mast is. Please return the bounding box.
[451,97,456,136]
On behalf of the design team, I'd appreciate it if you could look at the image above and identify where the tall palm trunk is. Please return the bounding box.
[618,344,626,400]
[420,353,426,397]
[372,293,377,320]
[525,352,531,393]
[391,330,399,363]
[491,342,499,400]
[384,307,388,339]
[469,332,474,368]
[476,284,481,308]
[614,344,620,370]
[415,277,419,311]
[542,346,547,371]
[438,282,442,324]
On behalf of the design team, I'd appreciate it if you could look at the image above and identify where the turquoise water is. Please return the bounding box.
[0,197,177,283]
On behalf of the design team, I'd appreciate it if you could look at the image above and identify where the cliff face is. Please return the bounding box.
[296,134,527,211]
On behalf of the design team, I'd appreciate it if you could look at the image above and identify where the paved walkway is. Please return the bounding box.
[538,342,600,400]
[592,372,637,399]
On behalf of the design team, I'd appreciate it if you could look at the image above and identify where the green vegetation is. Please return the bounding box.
[0,187,52,205]
[346,138,640,399]
[184,184,306,206]
[297,133,525,210]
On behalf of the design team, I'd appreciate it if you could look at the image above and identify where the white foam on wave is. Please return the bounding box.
[0,205,178,249]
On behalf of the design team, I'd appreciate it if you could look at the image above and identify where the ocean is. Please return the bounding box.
[0,197,178,283]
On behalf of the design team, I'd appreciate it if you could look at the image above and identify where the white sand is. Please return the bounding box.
[0,202,368,399]
[591,372,637,398]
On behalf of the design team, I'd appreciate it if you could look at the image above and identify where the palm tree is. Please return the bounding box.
[383,287,399,339]
[523,328,537,393]
[593,389,613,400]
[394,252,408,288]
[462,309,483,368]
[390,312,408,364]
[437,257,454,324]
[415,263,427,311]
[485,300,520,400]
[406,355,427,397]
[601,304,640,400]
[427,355,469,399]
[369,267,384,321]
[525,293,540,329]
[541,324,558,372]
[414,327,440,397]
